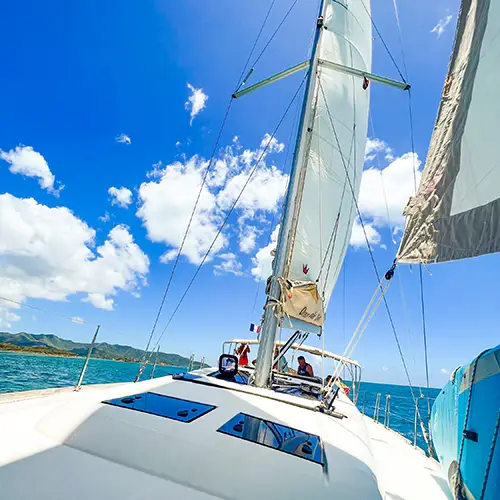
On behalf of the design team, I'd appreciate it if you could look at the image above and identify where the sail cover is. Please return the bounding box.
[283,0,372,327]
[398,0,500,264]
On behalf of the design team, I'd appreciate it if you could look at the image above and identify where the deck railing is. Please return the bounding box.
[358,391,436,452]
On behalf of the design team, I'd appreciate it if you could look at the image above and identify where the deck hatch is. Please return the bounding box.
[102,392,216,422]
[217,412,324,465]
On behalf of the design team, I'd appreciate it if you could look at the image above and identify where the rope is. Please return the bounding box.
[360,1,406,83]
[136,74,309,375]
[137,98,234,374]
[318,79,432,453]
[480,408,500,499]
[0,294,96,326]
[235,0,277,91]
[391,0,409,80]
[249,0,299,71]
[139,0,302,374]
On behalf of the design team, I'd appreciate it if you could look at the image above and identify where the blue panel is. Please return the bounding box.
[431,344,500,499]
[218,412,324,465]
[103,392,216,423]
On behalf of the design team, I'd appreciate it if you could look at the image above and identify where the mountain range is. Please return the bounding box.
[0,332,206,368]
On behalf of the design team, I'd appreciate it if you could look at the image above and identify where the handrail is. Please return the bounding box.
[361,391,433,454]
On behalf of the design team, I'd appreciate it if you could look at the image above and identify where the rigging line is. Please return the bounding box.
[250,0,300,70]
[369,115,396,244]
[0,294,96,326]
[235,0,277,90]
[318,80,431,449]
[419,262,430,391]
[360,1,406,83]
[146,74,309,358]
[391,0,409,80]
[407,88,431,397]
[139,98,234,363]
[250,92,301,322]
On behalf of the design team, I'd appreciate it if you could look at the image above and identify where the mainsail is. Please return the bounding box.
[398,0,500,264]
[281,0,372,330]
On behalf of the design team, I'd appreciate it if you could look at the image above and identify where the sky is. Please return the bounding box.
[2,0,496,388]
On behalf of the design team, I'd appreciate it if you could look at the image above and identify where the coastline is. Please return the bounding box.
[0,346,180,368]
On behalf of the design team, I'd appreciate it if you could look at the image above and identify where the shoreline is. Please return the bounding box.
[0,349,185,369]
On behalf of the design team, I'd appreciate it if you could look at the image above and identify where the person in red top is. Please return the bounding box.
[235,343,250,366]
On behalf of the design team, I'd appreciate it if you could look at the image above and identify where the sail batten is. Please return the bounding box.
[398,0,500,264]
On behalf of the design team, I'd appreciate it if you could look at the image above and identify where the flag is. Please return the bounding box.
[249,323,261,334]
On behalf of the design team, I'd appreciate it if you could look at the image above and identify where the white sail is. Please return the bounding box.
[398,0,500,264]
[283,0,372,329]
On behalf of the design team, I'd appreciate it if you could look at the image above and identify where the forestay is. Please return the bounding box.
[398,0,500,264]
[283,0,372,328]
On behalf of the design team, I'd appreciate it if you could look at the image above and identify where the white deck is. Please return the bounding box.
[0,372,452,499]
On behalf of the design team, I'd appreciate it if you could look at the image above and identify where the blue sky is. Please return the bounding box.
[2,0,496,388]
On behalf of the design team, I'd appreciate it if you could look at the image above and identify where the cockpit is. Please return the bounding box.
[213,338,362,404]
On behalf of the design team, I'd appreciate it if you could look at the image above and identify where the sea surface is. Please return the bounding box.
[0,352,439,451]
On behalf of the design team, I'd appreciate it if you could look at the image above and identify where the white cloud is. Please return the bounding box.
[440,368,450,375]
[350,218,381,248]
[260,133,285,154]
[381,366,389,372]
[99,212,111,223]
[431,15,453,38]
[239,226,258,254]
[115,133,131,145]
[251,225,280,281]
[185,83,208,125]
[71,316,85,324]
[137,156,224,265]
[365,138,393,162]
[0,194,149,321]
[213,253,244,276]
[175,141,181,148]
[108,186,133,208]
[0,145,63,195]
[137,134,287,266]
[358,152,421,231]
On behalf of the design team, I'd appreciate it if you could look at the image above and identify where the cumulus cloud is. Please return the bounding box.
[431,15,453,38]
[251,225,280,281]
[137,134,287,267]
[350,218,381,248]
[440,368,450,375]
[349,141,422,249]
[108,186,133,208]
[239,226,258,254]
[115,133,131,145]
[0,194,149,323]
[185,83,208,125]
[213,253,244,276]
[0,145,63,195]
[358,152,421,231]
[365,138,393,162]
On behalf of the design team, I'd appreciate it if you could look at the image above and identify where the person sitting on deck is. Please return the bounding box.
[297,356,314,377]
[235,343,250,366]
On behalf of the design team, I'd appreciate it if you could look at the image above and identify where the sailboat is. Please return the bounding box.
[0,0,495,498]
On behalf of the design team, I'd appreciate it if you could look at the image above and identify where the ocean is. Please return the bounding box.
[0,352,439,452]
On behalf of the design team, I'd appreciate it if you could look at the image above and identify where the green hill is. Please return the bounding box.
[0,332,207,368]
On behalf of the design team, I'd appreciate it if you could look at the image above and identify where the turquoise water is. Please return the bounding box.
[0,352,439,451]
[0,352,184,393]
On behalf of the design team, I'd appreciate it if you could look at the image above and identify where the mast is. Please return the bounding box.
[254,0,326,388]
